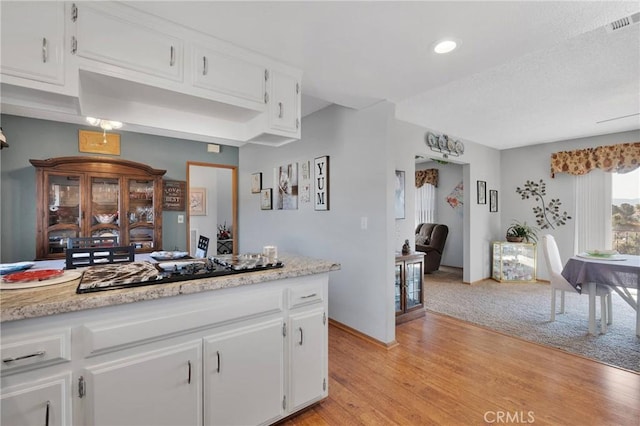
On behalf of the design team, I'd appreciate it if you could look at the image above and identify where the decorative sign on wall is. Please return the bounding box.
[162,180,186,211]
[78,130,121,155]
[314,156,330,211]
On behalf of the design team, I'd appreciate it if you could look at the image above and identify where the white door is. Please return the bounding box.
[0,2,65,85]
[1,374,71,426]
[84,341,201,426]
[204,319,284,426]
[288,308,327,412]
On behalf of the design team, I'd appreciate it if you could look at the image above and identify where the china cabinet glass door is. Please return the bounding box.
[127,179,155,249]
[395,264,403,314]
[45,173,82,255]
[89,176,120,240]
[405,261,423,309]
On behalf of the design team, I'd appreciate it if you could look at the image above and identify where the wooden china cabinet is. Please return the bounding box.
[395,252,426,324]
[30,156,166,260]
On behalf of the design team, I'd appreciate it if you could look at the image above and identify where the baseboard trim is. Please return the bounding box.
[328,319,399,350]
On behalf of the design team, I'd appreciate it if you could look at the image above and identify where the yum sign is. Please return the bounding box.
[314,156,330,211]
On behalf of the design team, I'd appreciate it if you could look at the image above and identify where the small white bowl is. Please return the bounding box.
[94,214,116,224]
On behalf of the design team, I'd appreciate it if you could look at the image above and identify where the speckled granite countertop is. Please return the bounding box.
[0,254,340,323]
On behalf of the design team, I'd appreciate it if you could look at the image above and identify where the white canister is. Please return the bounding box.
[262,245,278,262]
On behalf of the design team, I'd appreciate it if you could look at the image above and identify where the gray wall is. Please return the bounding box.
[0,114,238,262]
[239,102,397,344]
[500,129,640,281]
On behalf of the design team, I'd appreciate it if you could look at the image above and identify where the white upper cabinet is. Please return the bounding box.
[0,1,303,145]
[0,2,66,86]
[192,44,267,109]
[75,3,184,82]
[269,70,301,135]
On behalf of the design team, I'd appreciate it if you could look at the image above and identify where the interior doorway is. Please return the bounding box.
[186,161,238,256]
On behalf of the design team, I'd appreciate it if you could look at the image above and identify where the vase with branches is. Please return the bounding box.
[515,179,571,229]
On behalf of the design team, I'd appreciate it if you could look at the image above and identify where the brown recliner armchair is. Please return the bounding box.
[415,223,449,273]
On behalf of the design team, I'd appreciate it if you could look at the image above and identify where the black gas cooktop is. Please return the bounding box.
[76,255,283,293]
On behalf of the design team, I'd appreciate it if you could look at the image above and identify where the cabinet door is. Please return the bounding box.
[193,45,266,107]
[88,176,121,242]
[395,262,404,315]
[289,308,327,412]
[83,341,201,426]
[126,178,157,250]
[1,374,71,426]
[76,4,183,81]
[42,173,83,258]
[405,260,424,310]
[0,2,65,85]
[204,319,284,426]
[269,70,300,134]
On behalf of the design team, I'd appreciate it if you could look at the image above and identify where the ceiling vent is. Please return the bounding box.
[605,12,640,33]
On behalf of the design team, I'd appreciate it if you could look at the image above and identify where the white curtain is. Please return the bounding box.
[573,169,612,253]
[415,183,436,228]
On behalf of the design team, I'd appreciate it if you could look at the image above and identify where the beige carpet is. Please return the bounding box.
[424,267,640,373]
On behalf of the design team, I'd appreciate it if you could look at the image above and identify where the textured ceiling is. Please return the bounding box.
[126,1,640,150]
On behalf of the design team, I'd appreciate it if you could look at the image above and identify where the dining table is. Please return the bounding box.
[562,253,639,337]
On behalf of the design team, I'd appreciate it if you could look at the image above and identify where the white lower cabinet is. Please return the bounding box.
[204,319,284,426]
[1,373,71,426]
[82,341,202,426]
[289,308,327,412]
[1,274,329,426]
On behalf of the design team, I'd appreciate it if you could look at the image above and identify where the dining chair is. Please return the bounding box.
[195,235,210,258]
[541,234,612,333]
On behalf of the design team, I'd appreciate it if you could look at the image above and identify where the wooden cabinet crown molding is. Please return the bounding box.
[29,156,166,176]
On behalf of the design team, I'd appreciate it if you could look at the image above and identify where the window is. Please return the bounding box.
[612,168,640,255]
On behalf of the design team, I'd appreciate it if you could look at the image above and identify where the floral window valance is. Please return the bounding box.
[550,142,640,178]
[416,169,438,188]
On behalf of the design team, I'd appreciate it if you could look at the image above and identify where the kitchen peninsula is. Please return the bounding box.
[1,254,339,426]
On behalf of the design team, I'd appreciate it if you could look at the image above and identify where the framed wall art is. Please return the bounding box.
[395,170,405,219]
[314,156,330,210]
[78,130,120,155]
[189,187,207,216]
[275,162,298,210]
[251,172,262,194]
[261,188,272,210]
[477,180,487,204]
[489,190,498,212]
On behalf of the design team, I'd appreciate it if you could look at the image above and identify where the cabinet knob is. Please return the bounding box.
[278,102,284,119]
[298,327,304,346]
[169,46,176,67]
[202,56,208,76]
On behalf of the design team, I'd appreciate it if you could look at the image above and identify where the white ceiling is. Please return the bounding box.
[125,1,640,150]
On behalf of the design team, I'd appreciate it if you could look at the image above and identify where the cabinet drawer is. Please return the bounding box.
[289,281,324,309]
[1,330,71,375]
[83,288,284,356]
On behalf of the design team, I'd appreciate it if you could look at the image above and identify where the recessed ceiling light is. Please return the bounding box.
[434,39,458,54]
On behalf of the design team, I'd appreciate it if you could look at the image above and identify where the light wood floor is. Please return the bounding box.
[283,313,640,426]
